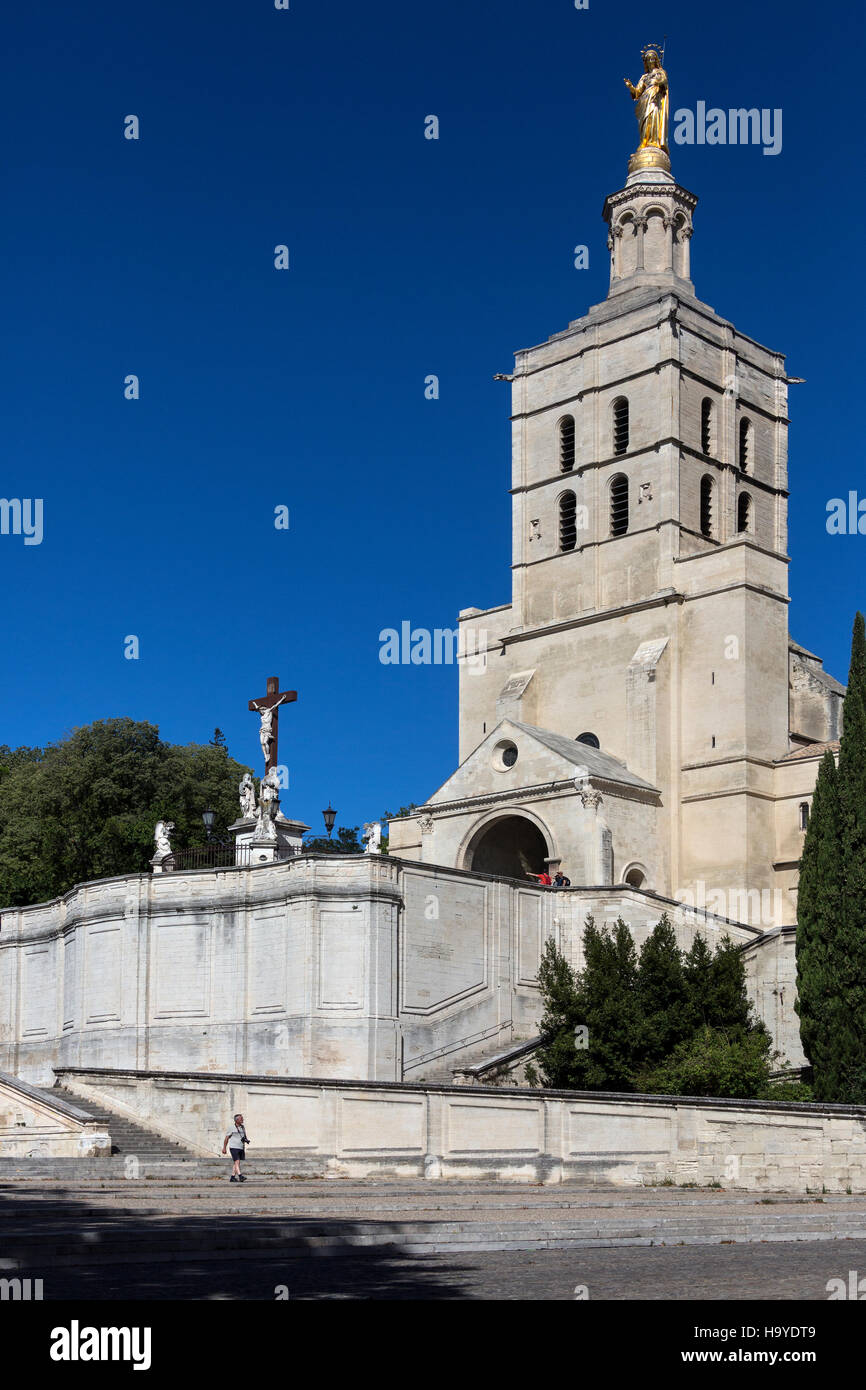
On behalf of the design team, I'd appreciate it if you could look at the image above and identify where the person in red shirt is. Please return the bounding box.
[528,869,552,886]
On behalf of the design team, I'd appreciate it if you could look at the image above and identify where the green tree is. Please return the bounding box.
[532,918,642,1092]
[640,1026,772,1099]
[835,612,866,1102]
[636,914,690,1063]
[0,719,253,908]
[798,613,866,1103]
[525,936,586,1089]
[531,916,770,1099]
[796,751,844,1099]
[210,728,228,749]
[302,826,363,855]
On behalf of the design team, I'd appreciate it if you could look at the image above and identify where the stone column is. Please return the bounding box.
[575,778,613,885]
[634,215,646,272]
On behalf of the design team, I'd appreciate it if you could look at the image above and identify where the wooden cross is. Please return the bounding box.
[248,675,297,773]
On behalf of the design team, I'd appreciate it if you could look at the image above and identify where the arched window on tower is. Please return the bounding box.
[739,418,752,472]
[559,491,577,551]
[737,492,752,533]
[700,475,714,538]
[799,801,810,832]
[559,415,575,473]
[701,398,714,455]
[612,397,629,456]
[610,473,629,536]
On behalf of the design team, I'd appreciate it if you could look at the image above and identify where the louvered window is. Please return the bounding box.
[559,492,577,551]
[737,492,752,533]
[701,398,713,455]
[610,474,629,536]
[559,416,575,472]
[739,418,751,472]
[700,475,714,537]
[612,397,629,455]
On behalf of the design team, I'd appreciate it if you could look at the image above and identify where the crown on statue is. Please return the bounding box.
[641,41,665,63]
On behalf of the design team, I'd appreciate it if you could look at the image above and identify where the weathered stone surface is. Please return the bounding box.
[54,1067,866,1195]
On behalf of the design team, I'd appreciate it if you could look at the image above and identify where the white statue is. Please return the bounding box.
[363,822,382,855]
[255,768,280,840]
[239,773,257,820]
[154,820,175,857]
[251,696,290,765]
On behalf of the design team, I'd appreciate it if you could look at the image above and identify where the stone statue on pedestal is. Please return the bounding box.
[151,820,176,874]
[255,768,281,841]
[154,820,174,857]
[363,822,382,855]
[238,773,257,820]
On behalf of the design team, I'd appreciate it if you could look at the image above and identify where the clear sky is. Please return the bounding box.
[0,0,862,837]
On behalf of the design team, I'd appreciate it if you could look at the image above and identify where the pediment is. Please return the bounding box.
[425,720,657,807]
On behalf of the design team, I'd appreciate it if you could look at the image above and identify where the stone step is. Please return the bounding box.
[42,1087,196,1158]
[3,1210,865,1268]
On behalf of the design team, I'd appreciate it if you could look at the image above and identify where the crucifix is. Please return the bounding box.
[248,675,297,773]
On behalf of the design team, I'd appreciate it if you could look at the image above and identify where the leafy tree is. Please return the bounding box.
[636,914,690,1063]
[526,936,587,1089]
[834,611,866,1102]
[530,916,770,1099]
[532,918,642,1092]
[796,612,866,1103]
[210,728,228,749]
[796,751,843,1101]
[639,1026,772,1099]
[0,719,253,908]
[302,826,363,855]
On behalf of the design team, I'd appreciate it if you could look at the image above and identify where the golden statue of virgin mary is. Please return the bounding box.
[624,46,671,174]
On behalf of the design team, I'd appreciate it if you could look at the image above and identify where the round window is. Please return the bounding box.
[576,732,600,749]
[492,740,519,771]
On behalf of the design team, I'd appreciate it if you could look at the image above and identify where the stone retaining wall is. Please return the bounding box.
[56,1066,866,1193]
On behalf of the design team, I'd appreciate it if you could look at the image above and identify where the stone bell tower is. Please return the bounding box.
[455,44,793,904]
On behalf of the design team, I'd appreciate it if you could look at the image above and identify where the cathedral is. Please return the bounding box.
[390,61,844,940]
[0,55,845,1117]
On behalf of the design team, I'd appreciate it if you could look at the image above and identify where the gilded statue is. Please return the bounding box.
[624,47,669,154]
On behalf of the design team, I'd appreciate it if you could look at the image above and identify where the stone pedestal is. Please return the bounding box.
[229,812,310,866]
[149,852,174,875]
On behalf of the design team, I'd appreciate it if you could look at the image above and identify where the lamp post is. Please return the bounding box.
[322,804,337,839]
[202,809,230,847]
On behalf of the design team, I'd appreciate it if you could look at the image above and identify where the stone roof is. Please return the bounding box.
[509,721,658,791]
[789,639,847,696]
[777,740,840,763]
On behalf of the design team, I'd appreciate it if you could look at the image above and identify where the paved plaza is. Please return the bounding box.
[3,1176,865,1300]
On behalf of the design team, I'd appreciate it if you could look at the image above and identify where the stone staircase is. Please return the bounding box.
[2,1182,866,1267]
[43,1086,195,1160]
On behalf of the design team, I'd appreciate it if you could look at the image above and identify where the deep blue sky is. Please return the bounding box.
[0,0,861,836]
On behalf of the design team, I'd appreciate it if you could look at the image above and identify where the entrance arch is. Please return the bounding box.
[462,812,553,880]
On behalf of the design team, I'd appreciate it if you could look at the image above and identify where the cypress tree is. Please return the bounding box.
[706,933,756,1035]
[795,750,843,1099]
[834,612,866,1100]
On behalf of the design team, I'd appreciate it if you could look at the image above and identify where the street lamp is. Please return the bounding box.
[322,804,337,839]
[202,808,216,840]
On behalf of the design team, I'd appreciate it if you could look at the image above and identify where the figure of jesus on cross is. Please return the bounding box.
[249,676,297,774]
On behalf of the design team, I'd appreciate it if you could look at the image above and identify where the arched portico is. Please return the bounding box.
[461,811,553,880]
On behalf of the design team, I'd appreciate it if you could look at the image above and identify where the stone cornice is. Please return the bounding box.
[420,774,660,817]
